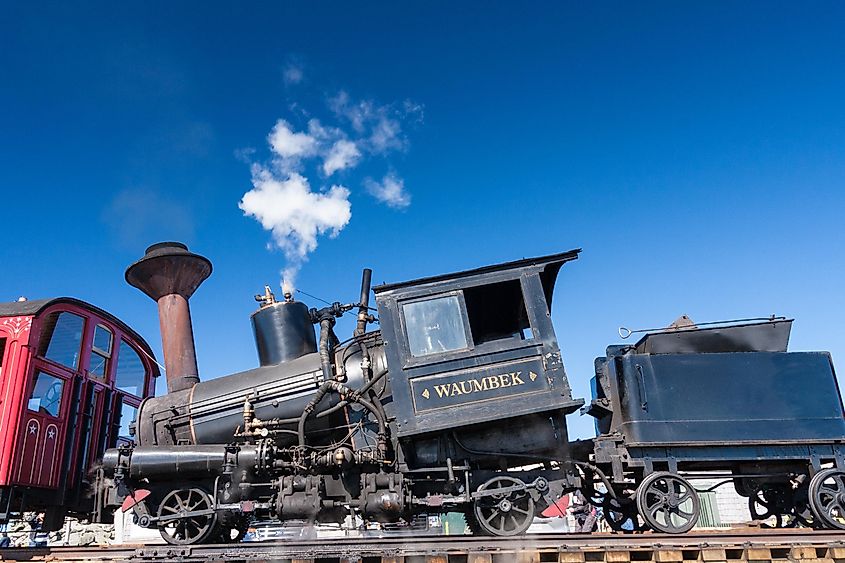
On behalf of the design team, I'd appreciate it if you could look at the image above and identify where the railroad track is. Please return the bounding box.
[2,530,845,563]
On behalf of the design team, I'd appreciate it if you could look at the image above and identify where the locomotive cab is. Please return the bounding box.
[374,250,585,465]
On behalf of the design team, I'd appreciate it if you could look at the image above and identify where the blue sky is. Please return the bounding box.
[1,2,843,439]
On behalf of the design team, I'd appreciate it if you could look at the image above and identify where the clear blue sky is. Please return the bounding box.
[1,2,843,439]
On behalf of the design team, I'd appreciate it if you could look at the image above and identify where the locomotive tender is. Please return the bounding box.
[96,242,845,544]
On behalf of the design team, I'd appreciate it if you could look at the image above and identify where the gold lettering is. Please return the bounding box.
[434,384,450,398]
[459,380,473,394]
[498,374,511,388]
[511,371,524,385]
[471,378,489,392]
[450,383,463,395]
[486,375,500,390]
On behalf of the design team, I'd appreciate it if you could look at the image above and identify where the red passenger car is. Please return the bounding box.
[0,298,158,529]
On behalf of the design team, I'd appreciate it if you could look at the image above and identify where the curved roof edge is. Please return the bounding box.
[0,297,160,378]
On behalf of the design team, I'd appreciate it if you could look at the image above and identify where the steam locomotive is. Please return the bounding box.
[95,243,845,544]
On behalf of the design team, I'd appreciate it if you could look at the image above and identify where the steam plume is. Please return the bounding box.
[239,84,421,289]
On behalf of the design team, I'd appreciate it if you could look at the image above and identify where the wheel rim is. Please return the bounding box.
[472,476,535,536]
[636,472,700,534]
[809,469,845,530]
[157,488,218,545]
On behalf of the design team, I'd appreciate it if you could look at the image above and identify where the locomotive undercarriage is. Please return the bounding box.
[107,433,580,544]
[582,434,845,534]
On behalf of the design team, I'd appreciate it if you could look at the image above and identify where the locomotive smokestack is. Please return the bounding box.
[125,242,212,393]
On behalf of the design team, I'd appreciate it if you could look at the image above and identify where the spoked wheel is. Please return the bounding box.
[636,472,701,534]
[603,495,641,532]
[809,469,845,530]
[157,487,218,545]
[472,476,535,536]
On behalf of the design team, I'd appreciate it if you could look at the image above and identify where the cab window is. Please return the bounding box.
[115,340,146,397]
[28,371,64,417]
[39,311,85,370]
[463,279,533,344]
[88,324,113,379]
[402,295,469,357]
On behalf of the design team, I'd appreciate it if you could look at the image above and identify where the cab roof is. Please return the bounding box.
[373,248,581,294]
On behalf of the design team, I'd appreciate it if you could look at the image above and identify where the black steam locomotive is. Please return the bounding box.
[96,243,845,544]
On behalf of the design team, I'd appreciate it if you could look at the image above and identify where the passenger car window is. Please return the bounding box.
[88,324,113,379]
[403,295,469,357]
[28,371,64,417]
[39,311,85,370]
[115,340,146,396]
[118,402,137,442]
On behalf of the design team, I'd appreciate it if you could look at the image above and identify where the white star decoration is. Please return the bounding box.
[28,423,37,435]
[47,428,55,439]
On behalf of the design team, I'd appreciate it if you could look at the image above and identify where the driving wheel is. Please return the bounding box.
[809,468,845,530]
[472,476,535,536]
[636,472,700,534]
[157,487,218,545]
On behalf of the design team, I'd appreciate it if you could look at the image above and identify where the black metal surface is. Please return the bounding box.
[374,253,583,437]
[135,352,361,446]
[607,351,845,444]
[251,299,317,366]
[633,319,793,354]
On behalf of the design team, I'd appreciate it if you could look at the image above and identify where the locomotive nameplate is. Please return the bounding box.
[410,358,549,413]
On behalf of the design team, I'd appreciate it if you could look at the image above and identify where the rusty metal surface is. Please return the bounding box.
[156,293,201,392]
[125,242,211,393]
[3,529,845,562]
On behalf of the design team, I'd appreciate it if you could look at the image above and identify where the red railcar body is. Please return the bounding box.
[0,298,157,528]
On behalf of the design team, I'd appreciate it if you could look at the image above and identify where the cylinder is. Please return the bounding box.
[251,300,317,366]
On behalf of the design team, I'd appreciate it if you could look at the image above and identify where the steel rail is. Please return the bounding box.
[3,529,845,562]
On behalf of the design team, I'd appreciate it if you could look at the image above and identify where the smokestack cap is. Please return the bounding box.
[125,242,212,301]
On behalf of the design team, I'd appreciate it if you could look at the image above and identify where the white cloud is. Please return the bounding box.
[323,139,361,175]
[240,88,420,288]
[369,115,404,153]
[328,90,416,153]
[239,167,351,288]
[283,63,303,85]
[268,119,318,160]
[365,173,411,209]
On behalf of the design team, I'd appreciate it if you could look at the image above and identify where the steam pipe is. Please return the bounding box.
[319,318,333,381]
[297,380,387,455]
[355,268,372,337]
